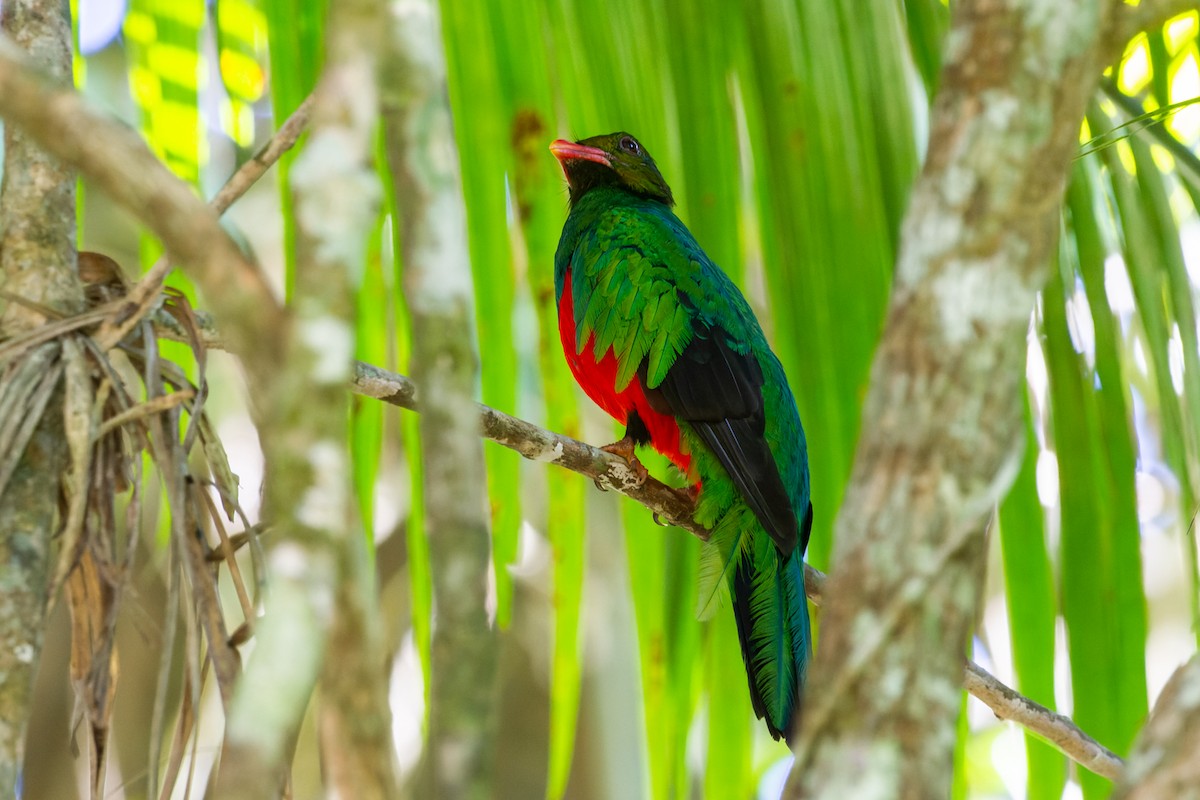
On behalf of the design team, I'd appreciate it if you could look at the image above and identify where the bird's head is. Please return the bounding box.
[550,132,674,207]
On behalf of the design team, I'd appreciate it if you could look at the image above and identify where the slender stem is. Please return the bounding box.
[94,93,314,350]
[209,94,315,216]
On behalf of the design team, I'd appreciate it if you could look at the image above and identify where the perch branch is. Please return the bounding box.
[147,296,1127,779]
[357,361,1125,779]
[155,270,1126,783]
[354,361,705,541]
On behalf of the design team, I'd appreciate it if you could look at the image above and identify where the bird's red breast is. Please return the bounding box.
[558,266,691,475]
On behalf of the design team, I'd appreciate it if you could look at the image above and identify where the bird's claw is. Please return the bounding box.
[601,436,649,488]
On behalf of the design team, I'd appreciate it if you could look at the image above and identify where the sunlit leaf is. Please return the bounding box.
[999,402,1066,800]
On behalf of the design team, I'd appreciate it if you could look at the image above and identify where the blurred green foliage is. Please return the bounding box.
[44,2,1200,798]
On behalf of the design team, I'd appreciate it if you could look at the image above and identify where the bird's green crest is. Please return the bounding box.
[550,132,674,207]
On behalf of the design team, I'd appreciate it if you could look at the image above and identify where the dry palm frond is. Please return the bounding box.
[0,256,258,799]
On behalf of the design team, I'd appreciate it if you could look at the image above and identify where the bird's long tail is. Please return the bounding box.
[729,538,811,742]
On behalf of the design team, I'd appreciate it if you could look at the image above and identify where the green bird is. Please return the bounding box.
[550,132,812,741]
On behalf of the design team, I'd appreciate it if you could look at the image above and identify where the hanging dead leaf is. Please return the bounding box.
[66,548,118,799]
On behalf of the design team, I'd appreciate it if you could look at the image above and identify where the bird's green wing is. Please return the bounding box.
[570,206,696,391]
[571,204,799,555]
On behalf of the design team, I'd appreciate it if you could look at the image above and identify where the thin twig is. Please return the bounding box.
[965,661,1124,779]
[94,93,314,351]
[95,390,194,439]
[209,94,315,216]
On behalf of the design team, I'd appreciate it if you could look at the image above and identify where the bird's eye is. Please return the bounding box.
[619,136,640,155]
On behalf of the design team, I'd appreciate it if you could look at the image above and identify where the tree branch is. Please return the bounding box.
[216,1,397,797]
[147,298,1131,781]
[0,31,287,392]
[351,360,1124,779]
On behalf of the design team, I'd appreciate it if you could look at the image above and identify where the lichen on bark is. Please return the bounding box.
[0,0,78,791]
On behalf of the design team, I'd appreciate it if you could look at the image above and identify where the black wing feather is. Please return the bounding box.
[642,325,798,556]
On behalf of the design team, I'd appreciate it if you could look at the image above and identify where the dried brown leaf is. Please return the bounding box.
[95,389,195,440]
[196,483,256,624]
[49,336,93,604]
[198,412,240,520]
[66,548,118,799]
[0,299,109,362]
[0,346,63,500]
[0,342,57,463]
[78,251,129,307]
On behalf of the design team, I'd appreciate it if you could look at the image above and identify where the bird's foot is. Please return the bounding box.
[601,435,649,488]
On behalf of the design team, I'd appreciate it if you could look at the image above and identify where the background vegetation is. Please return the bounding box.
[1,0,1198,798]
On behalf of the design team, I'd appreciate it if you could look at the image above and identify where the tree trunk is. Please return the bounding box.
[0,0,77,791]
[381,1,498,796]
[1113,654,1200,799]
[785,1,1137,797]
